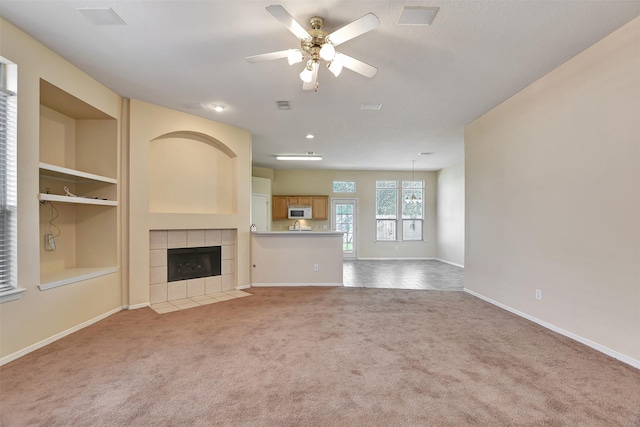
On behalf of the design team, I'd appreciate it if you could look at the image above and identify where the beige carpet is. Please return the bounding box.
[1,287,639,426]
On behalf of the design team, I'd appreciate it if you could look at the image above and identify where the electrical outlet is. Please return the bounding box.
[313,264,319,272]
[535,289,542,300]
[44,234,56,251]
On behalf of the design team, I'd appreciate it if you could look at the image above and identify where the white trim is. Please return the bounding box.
[39,267,119,290]
[355,257,435,261]
[435,258,465,268]
[0,287,26,303]
[39,162,117,184]
[463,288,640,370]
[125,302,150,310]
[236,284,251,290]
[37,193,118,206]
[0,306,122,366]
[251,282,343,287]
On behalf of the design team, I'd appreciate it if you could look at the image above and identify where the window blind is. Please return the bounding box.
[0,62,17,292]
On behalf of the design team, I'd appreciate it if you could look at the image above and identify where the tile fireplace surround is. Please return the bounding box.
[149,229,237,304]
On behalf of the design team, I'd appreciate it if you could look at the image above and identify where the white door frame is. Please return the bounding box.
[331,198,357,259]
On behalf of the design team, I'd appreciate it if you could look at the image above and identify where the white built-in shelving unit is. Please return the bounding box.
[38,80,119,290]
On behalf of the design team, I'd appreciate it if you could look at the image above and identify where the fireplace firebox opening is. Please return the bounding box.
[167,246,222,282]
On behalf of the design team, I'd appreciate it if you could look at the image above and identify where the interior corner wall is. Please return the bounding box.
[464,16,640,363]
[436,161,465,267]
[0,18,123,360]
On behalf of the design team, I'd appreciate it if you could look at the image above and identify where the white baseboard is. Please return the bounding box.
[251,282,343,287]
[236,284,251,290]
[463,288,640,370]
[0,306,122,367]
[435,258,465,268]
[355,257,434,261]
[125,302,150,310]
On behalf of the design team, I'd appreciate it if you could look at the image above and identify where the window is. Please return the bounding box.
[0,60,20,301]
[333,180,356,193]
[402,180,424,241]
[376,181,397,241]
[376,179,424,242]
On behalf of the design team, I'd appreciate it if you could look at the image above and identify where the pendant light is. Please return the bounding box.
[405,160,422,204]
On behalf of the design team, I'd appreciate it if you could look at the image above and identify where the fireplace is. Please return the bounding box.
[149,229,237,304]
[167,246,221,282]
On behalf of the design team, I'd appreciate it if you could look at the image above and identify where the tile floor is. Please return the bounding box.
[150,290,252,314]
[151,260,463,314]
[343,259,464,290]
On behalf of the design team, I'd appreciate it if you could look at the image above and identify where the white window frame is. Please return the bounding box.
[401,180,424,241]
[375,179,425,243]
[332,180,356,193]
[375,180,398,241]
[0,59,24,303]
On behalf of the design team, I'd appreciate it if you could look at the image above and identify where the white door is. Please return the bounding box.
[251,194,269,231]
[332,199,357,259]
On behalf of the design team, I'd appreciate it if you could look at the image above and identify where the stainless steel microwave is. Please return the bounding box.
[288,206,312,219]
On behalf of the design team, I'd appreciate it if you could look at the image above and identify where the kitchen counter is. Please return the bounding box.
[251,231,344,236]
[250,231,344,287]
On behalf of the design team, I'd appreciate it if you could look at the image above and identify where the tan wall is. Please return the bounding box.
[251,176,271,195]
[0,19,123,359]
[128,99,252,305]
[436,161,465,266]
[252,166,274,181]
[251,234,343,285]
[465,17,640,363]
[271,169,437,259]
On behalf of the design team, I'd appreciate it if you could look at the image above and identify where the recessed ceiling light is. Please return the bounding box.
[418,152,434,156]
[78,8,126,25]
[276,155,323,161]
[210,104,226,112]
[306,134,315,139]
[360,104,383,110]
[398,6,439,26]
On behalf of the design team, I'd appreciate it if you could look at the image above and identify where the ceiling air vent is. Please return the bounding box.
[78,7,126,25]
[398,6,439,26]
[276,101,291,110]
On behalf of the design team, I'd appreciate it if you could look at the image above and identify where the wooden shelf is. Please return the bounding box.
[38,193,118,206]
[39,162,116,184]
[39,267,119,291]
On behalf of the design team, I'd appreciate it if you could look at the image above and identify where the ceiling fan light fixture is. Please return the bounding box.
[328,60,343,77]
[300,61,316,83]
[287,49,304,65]
[319,42,336,61]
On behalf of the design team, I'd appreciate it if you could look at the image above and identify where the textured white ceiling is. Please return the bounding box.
[1,1,639,171]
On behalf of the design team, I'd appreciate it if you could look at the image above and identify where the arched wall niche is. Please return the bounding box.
[149,131,238,214]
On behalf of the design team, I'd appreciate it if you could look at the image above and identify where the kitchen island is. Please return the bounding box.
[250,231,344,287]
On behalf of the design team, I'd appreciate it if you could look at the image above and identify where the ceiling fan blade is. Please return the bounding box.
[266,5,311,40]
[328,13,380,46]
[334,53,377,78]
[246,50,290,63]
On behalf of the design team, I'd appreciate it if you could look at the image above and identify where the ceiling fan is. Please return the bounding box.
[246,5,380,91]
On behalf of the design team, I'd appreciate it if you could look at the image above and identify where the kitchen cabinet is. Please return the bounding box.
[272,195,329,220]
[272,196,289,220]
[288,196,312,206]
[312,196,328,220]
